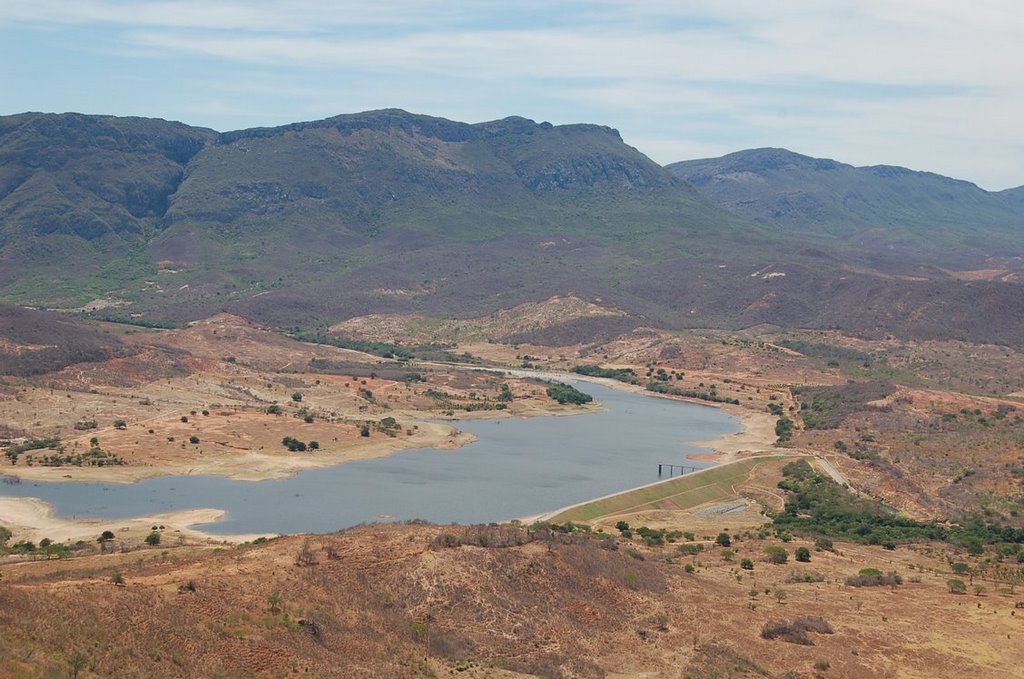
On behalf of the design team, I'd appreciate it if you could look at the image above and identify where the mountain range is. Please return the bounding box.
[668,147,1024,266]
[0,109,1022,346]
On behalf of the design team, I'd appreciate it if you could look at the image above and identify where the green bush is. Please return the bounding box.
[765,546,788,564]
[545,382,593,405]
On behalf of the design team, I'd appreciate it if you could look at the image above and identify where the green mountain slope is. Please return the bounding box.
[667,148,1024,268]
[0,113,215,301]
[0,111,1022,347]
[144,109,772,324]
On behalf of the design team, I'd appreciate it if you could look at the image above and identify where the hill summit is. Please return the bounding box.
[0,110,1022,347]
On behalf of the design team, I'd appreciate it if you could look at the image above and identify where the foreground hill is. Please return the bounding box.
[667,148,1024,268]
[0,111,1023,347]
[3,522,1022,678]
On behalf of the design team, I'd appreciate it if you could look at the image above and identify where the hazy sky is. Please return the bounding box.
[2,0,1021,189]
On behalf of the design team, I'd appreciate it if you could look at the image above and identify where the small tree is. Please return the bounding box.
[740,558,754,570]
[113,419,127,430]
[67,653,88,679]
[715,532,732,547]
[292,392,303,402]
[308,441,319,450]
[947,578,967,594]
[189,435,200,445]
[765,546,789,564]
[145,531,161,546]
[795,547,811,562]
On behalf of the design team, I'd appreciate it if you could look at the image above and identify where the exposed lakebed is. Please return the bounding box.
[0,381,739,535]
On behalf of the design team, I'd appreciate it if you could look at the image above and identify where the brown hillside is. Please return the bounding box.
[2,524,1022,678]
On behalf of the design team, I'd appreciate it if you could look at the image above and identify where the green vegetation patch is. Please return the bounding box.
[773,460,1024,550]
[646,381,740,405]
[545,382,593,406]
[571,365,637,382]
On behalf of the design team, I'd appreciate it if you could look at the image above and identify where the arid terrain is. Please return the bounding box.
[3,520,1022,678]
[3,302,1024,678]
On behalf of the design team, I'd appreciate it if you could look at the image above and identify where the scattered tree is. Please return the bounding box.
[765,545,789,564]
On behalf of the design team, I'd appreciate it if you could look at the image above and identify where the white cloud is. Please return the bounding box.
[1,0,1022,187]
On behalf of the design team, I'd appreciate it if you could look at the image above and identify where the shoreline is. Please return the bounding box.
[0,369,779,544]
[0,496,271,544]
[0,420,477,486]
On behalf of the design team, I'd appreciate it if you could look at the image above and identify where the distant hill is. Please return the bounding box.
[0,304,130,376]
[667,148,1024,268]
[0,111,1023,347]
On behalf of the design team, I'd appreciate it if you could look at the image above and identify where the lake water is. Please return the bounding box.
[0,381,739,535]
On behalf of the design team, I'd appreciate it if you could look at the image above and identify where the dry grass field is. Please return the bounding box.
[2,522,1023,678]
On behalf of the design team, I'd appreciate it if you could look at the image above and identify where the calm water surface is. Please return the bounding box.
[0,381,738,535]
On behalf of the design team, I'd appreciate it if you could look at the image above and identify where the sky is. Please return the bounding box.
[1,0,1021,190]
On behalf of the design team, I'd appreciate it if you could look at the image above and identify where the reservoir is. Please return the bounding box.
[0,381,739,535]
